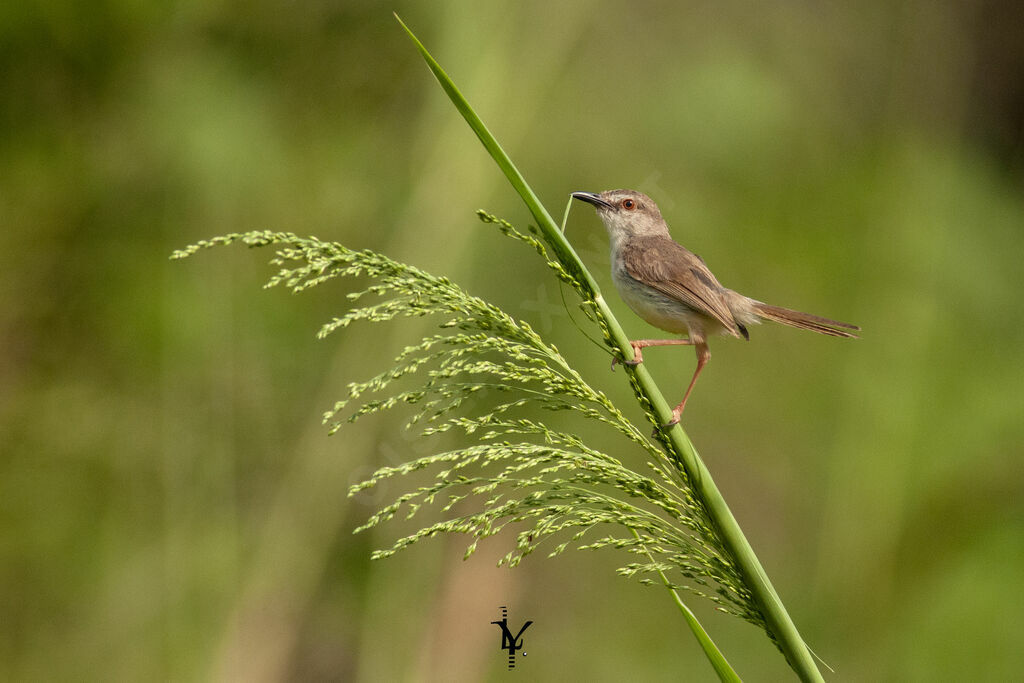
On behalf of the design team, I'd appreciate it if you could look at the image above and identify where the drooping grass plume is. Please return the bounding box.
[172,220,750,679]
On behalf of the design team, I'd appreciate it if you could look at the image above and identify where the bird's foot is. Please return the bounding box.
[611,356,642,371]
[611,343,645,371]
[650,409,683,437]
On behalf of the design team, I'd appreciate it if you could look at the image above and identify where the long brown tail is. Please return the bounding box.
[752,303,860,338]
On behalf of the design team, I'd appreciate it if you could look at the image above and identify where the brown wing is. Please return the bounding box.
[623,236,743,338]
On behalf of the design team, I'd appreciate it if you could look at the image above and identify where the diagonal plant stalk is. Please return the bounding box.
[395,14,824,681]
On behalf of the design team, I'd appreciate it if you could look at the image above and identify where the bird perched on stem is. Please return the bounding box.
[572,189,859,428]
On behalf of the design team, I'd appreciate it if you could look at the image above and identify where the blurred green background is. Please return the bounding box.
[3,1,1023,680]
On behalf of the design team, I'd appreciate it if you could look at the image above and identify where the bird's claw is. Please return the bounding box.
[649,409,683,438]
[611,356,642,371]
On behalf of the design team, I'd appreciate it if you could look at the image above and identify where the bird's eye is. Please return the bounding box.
[622,199,635,210]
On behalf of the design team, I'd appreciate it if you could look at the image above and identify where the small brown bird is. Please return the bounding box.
[572,189,859,427]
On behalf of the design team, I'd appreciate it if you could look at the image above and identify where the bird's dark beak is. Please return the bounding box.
[571,191,613,210]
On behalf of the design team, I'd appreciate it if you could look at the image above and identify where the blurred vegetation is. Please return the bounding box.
[2,1,1023,681]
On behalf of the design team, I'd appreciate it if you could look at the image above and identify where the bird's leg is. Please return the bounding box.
[662,342,710,429]
[612,338,694,370]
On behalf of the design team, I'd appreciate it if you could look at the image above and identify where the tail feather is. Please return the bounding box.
[753,303,859,338]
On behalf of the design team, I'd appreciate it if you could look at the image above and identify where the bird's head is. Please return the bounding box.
[571,189,668,242]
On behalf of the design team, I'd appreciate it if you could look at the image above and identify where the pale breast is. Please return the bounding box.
[611,259,724,340]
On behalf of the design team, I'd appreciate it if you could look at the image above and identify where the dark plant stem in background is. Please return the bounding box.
[395,14,825,682]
